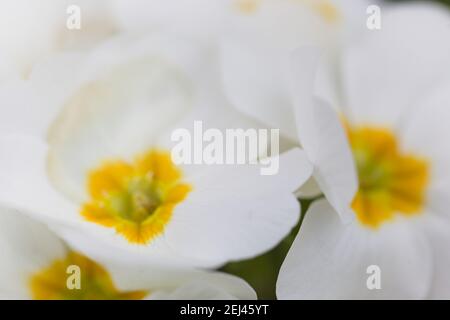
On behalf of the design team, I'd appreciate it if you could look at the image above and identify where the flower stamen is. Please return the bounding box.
[81,150,191,244]
[29,252,147,300]
[347,126,429,228]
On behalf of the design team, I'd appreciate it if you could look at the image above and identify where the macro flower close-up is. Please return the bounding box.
[0,0,450,305]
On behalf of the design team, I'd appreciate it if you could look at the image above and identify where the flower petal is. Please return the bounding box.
[277,199,433,299]
[0,207,67,299]
[219,0,370,142]
[290,50,357,222]
[424,216,450,299]
[148,272,256,300]
[0,0,115,80]
[165,148,312,266]
[112,0,228,40]
[220,41,298,141]
[342,2,450,128]
[0,134,79,224]
[398,81,450,220]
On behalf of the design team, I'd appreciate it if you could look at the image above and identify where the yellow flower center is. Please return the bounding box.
[30,252,147,300]
[347,126,429,229]
[81,149,191,244]
[235,0,261,14]
[309,0,339,23]
[234,0,339,23]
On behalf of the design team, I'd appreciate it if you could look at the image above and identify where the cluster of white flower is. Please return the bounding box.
[0,0,449,300]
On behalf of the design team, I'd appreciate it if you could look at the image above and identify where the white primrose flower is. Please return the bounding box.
[217,0,370,139]
[0,34,312,269]
[111,0,368,45]
[111,0,369,133]
[0,0,116,81]
[0,207,256,300]
[215,0,370,216]
[277,3,450,299]
[111,0,372,206]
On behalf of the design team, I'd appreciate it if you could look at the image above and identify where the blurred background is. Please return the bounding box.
[220,0,450,300]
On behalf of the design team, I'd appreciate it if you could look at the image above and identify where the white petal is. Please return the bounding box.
[112,0,228,40]
[222,0,343,50]
[165,148,312,266]
[0,207,67,299]
[219,0,338,142]
[398,80,450,220]
[0,53,88,138]
[0,134,79,224]
[56,0,116,51]
[0,0,66,77]
[277,199,433,299]
[220,40,298,141]
[148,272,256,300]
[219,0,370,142]
[342,2,450,127]
[424,216,450,299]
[154,66,282,172]
[0,207,253,300]
[290,50,357,222]
[0,0,115,79]
[53,221,199,269]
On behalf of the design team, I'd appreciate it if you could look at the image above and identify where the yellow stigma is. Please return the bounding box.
[234,0,261,14]
[30,252,147,300]
[81,149,191,244]
[348,126,429,229]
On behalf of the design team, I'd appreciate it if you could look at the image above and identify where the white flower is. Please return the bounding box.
[217,0,369,138]
[0,207,256,300]
[0,34,312,269]
[111,0,368,44]
[277,3,450,299]
[0,0,116,81]
[111,1,371,206]
[213,0,369,215]
[112,0,369,137]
